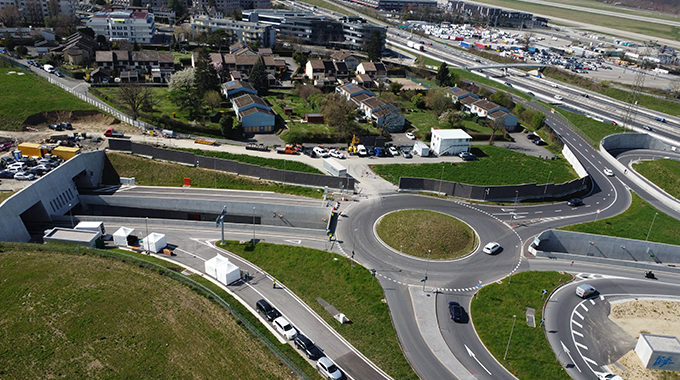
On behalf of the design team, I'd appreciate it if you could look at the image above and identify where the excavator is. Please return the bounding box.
[347,134,360,155]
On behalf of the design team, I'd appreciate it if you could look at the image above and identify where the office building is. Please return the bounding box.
[87,10,156,44]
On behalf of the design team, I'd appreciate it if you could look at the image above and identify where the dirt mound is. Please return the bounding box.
[24,110,106,126]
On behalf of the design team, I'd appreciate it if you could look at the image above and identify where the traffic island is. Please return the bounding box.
[375,209,477,260]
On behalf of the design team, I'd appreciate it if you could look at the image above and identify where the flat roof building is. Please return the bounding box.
[430,128,472,156]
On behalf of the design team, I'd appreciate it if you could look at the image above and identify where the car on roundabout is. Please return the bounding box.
[575,283,598,298]
[567,198,583,207]
[603,168,614,176]
[449,302,464,322]
[482,242,501,255]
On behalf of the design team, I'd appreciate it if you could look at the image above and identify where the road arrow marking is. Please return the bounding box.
[561,341,582,373]
[284,239,302,245]
[464,344,492,375]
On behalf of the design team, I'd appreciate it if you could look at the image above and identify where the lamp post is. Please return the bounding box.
[543,170,552,195]
[503,314,517,360]
[514,190,519,205]
[439,165,445,194]
[68,202,74,228]
[252,206,256,241]
[646,212,658,241]
[423,249,431,291]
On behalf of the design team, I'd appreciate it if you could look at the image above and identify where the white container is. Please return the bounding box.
[142,233,166,253]
[113,226,134,246]
[205,255,241,285]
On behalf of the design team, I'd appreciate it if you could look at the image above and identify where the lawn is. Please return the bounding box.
[556,109,623,147]
[633,159,680,200]
[561,192,680,245]
[376,209,477,259]
[0,190,14,204]
[105,152,323,198]
[371,145,577,186]
[0,242,298,379]
[217,241,419,380]
[0,67,96,131]
[177,148,323,174]
[471,271,572,380]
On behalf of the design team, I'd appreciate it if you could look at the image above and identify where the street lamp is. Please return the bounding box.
[68,202,74,228]
[504,314,517,360]
[423,249,431,291]
[514,190,519,205]
[543,170,552,195]
[646,212,658,241]
[252,206,256,241]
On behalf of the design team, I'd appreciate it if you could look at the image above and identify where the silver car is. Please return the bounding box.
[316,356,342,380]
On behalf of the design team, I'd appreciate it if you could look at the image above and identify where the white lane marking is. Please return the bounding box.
[583,356,598,365]
[573,331,584,337]
[572,320,583,328]
[535,211,543,214]
[560,341,582,373]
[175,247,206,260]
[600,295,605,300]
[574,310,584,319]
[589,299,596,305]
[555,209,562,212]
[575,342,588,350]
[579,304,589,312]
[464,344,492,375]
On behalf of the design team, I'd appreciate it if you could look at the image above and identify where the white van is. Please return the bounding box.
[575,283,597,298]
[357,144,368,157]
[43,64,54,73]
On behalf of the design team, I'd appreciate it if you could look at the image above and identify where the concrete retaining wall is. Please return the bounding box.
[107,140,355,190]
[0,151,106,242]
[530,229,680,271]
[562,144,588,178]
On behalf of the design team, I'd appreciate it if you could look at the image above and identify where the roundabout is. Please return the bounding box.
[374,209,478,260]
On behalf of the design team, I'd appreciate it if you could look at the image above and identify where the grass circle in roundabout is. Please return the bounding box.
[375,209,477,260]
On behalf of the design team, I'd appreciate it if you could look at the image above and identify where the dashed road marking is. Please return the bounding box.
[573,331,584,337]
[575,342,588,350]
[572,320,583,328]
[574,310,584,319]
[579,304,589,312]
[583,356,598,365]
[589,299,596,305]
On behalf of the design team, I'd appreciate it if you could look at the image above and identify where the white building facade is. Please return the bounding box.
[430,128,472,156]
[87,10,156,44]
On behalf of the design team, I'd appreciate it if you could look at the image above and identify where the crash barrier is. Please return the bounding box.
[528,229,680,272]
[398,175,590,202]
[107,140,355,190]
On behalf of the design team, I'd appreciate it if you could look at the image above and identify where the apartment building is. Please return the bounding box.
[87,10,156,44]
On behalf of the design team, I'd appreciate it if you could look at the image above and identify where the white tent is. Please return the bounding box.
[142,233,166,253]
[113,227,134,246]
[205,255,241,285]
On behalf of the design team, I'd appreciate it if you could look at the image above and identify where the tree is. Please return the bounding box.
[322,93,355,136]
[425,88,453,116]
[220,114,234,137]
[531,112,546,129]
[411,93,425,109]
[249,57,269,95]
[204,90,222,111]
[194,48,219,98]
[478,87,493,98]
[14,45,27,56]
[389,81,403,94]
[489,90,514,110]
[167,0,185,15]
[436,62,451,86]
[47,0,60,17]
[439,110,465,128]
[3,33,16,52]
[366,30,383,61]
[78,27,95,39]
[487,117,504,145]
[169,68,200,118]
[295,83,320,100]
[292,51,309,73]
[0,6,21,27]
[117,84,153,120]
[207,29,229,52]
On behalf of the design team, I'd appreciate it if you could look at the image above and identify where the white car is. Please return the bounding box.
[603,168,614,176]
[316,357,342,380]
[273,317,297,340]
[405,132,416,140]
[554,95,563,100]
[13,172,35,181]
[388,146,399,156]
[313,146,329,158]
[575,283,597,299]
[329,149,345,159]
[7,163,26,172]
[597,373,623,380]
[482,242,501,255]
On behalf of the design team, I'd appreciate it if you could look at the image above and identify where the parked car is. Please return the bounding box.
[25,166,46,176]
[459,151,477,161]
[48,123,63,131]
[405,132,416,140]
[54,71,64,78]
[316,357,342,380]
[313,146,329,158]
[329,149,345,159]
[356,144,368,157]
[527,133,540,140]
[603,168,614,176]
[255,299,281,322]
[597,373,623,380]
[567,198,583,207]
[388,146,399,157]
[7,162,26,172]
[0,170,15,178]
[13,171,35,181]
[401,149,412,158]
[533,139,547,145]
[294,334,324,360]
[575,283,597,298]
[449,301,464,322]
[59,122,73,130]
[482,242,501,255]
[273,317,297,340]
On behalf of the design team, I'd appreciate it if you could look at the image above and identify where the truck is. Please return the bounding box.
[276,144,298,155]
[246,143,270,152]
[104,128,125,137]
[17,142,46,158]
[323,158,347,177]
[161,129,176,138]
[194,138,216,145]
[406,40,425,51]
[75,221,106,235]
[460,41,471,49]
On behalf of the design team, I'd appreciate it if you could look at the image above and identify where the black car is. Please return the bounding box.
[293,334,325,360]
[48,124,63,131]
[25,167,45,176]
[527,133,540,141]
[459,152,477,161]
[449,302,464,323]
[533,139,547,146]
[642,125,653,131]
[255,299,281,322]
[0,170,15,179]
[567,198,583,207]
[59,122,73,130]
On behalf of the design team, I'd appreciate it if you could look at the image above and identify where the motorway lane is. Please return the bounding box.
[545,278,680,380]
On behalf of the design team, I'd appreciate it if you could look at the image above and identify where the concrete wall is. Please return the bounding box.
[529,229,680,272]
[0,151,106,242]
[562,144,588,178]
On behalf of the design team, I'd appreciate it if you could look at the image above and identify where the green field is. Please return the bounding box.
[217,241,418,380]
[376,209,477,259]
[465,0,680,42]
[556,109,622,147]
[0,242,298,379]
[0,191,14,204]
[105,152,323,198]
[178,148,323,174]
[371,145,577,186]
[0,67,96,131]
[562,192,680,245]
[471,271,572,380]
[633,159,680,200]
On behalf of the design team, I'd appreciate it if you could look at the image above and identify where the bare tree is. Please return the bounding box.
[203,90,222,111]
[487,117,505,145]
[117,84,153,120]
[0,6,21,27]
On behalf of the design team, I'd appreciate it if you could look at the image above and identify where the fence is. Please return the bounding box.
[108,140,355,190]
[399,175,591,202]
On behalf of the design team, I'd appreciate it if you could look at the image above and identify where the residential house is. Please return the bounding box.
[222,80,257,99]
[95,50,174,82]
[336,83,375,104]
[353,73,374,88]
[330,50,360,71]
[202,53,285,77]
[459,96,479,112]
[50,31,97,66]
[359,96,404,132]
[87,10,155,44]
[488,109,519,132]
[305,59,348,85]
[470,99,505,118]
[447,87,479,104]
[231,94,276,133]
[430,128,472,156]
[356,61,387,80]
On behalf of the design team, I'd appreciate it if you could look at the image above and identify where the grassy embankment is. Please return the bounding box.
[633,158,680,200]
[376,209,477,259]
[177,147,323,174]
[0,66,96,131]
[472,271,573,380]
[105,152,323,199]
[562,192,680,246]
[371,145,577,186]
[0,190,15,204]
[0,242,306,379]
[217,240,419,380]
[555,109,623,147]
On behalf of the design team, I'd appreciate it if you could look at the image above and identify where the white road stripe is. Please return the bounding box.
[600,295,605,300]
[573,331,584,337]
[575,342,588,350]
[583,356,598,365]
[572,320,583,328]
[574,310,584,319]
[579,304,589,312]
[589,299,596,305]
